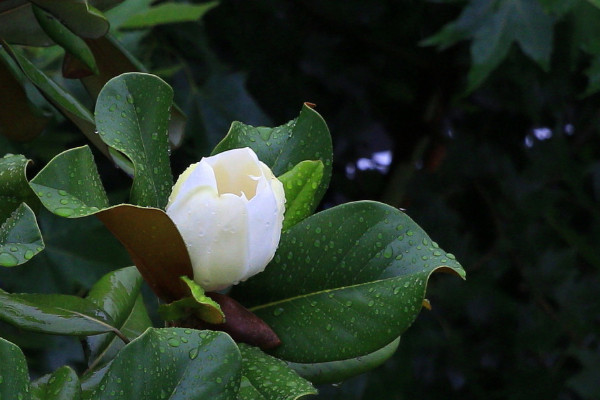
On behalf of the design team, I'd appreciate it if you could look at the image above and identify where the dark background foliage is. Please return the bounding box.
[189,1,599,398]
[2,0,599,398]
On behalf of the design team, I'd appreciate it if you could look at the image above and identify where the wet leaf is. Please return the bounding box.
[85,267,151,371]
[233,201,465,364]
[213,103,332,208]
[0,289,116,336]
[86,328,242,400]
[238,344,316,400]
[278,160,324,230]
[26,146,192,302]
[120,2,218,29]
[0,209,131,295]
[0,337,30,400]
[0,153,37,222]
[30,146,109,218]
[31,366,81,400]
[158,276,224,324]
[286,337,401,384]
[0,203,44,267]
[237,376,266,400]
[80,37,186,148]
[95,72,173,208]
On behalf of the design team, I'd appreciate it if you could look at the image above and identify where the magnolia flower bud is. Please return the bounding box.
[166,148,286,291]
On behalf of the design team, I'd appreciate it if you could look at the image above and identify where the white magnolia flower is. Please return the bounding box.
[166,147,285,291]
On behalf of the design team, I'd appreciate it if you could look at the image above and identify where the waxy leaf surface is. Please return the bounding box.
[234,201,465,363]
[95,72,173,208]
[0,154,37,221]
[0,290,116,336]
[85,266,152,371]
[31,366,81,400]
[0,203,44,267]
[0,337,30,400]
[86,328,242,400]
[238,344,316,400]
[278,160,324,230]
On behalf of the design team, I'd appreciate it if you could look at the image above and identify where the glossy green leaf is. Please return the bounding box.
[0,209,132,295]
[0,289,117,336]
[81,363,110,399]
[32,0,109,39]
[0,203,44,267]
[233,201,465,363]
[278,160,324,230]
[0,154,37,222]
[120,2,219,29]
[79,37,187,149]
[213,104,332,208]
[31,366,81,400]
[0,337,31,400]
[32,5,99,74]
[86,328,242,400]
[95,72,173,208]
[158,276,225,324]
[85,266,151,371]
[24,146,191,301]
[0,41,113,159]
[30,146,109,218]
[286,337,401,384]
[237,376,266,400]
[238,344,317,400]
[0,51,49,141]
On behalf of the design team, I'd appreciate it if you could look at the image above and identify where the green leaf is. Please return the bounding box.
[0,203,44,267]
[233,201,465,364]
[30,146,109,218]
[278,160,324,230]
[120,2,219,29]
[0,209,132,295]
[0,41,113,159]
[158,276,225,324]
[86,328,242,400]
[32,5,99,74]
[95,72,173,208]
[0,337,31,400]
[213,104,332,208]
[85,266,151,371]
[238,344,317,400]
[423,0,554,91]
[23,146,192,301]
[31,366,81,400]
[0,289,117,336]
[31,0,109,39]
[0,153,37,222]
[78,37,187,149]
[237,376,266,400]
[286,337,401,384]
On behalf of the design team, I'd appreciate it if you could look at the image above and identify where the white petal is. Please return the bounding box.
[167,188,250,291]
